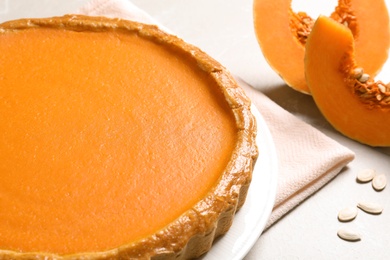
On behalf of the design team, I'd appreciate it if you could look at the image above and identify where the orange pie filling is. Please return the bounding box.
[0,16,257,259]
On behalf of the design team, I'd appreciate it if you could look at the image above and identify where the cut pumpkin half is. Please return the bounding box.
[253,0,390,94]
[305,15,390,147]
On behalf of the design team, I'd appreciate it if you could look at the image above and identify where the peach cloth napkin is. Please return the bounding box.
[76,0,355,229]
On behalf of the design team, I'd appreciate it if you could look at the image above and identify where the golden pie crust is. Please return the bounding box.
[0,15,258,259]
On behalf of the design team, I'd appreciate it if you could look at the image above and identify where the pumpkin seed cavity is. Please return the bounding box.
[290,1,357,46]
[350,67,390,107]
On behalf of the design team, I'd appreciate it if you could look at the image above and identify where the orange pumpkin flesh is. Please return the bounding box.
[305,16,390,147]
[253,0,390,94]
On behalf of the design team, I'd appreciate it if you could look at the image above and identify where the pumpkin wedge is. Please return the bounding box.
[253,0,390,94]
[305,15,390,147]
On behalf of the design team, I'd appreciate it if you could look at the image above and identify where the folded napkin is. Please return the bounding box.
[76,0,355,229]
[236,78,355,229]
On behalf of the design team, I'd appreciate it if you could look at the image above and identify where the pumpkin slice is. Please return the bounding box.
[253,0,390,94]
[305,15,390,147]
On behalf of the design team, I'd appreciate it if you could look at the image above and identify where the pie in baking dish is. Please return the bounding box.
[0,15,258,259]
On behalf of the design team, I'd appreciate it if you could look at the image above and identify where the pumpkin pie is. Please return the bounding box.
[0,15,258,259]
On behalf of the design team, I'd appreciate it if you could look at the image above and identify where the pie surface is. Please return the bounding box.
[0,15,257,258]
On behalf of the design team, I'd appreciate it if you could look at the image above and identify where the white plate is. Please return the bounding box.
[203,98,278,259]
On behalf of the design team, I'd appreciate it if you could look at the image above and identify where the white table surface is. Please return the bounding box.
[1,0,390,259]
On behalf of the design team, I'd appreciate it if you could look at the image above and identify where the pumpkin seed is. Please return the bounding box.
[372,174,387,191]
[356,168,376,183]
[357,86,367,93]
[383,96,390,104]
[337,227,361,242]
[358,73,370,83]
[378,83,387,93]
[353,67,364,79]
[357,201,383,214]
[338,207,358,222]
[361,92,375,99]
